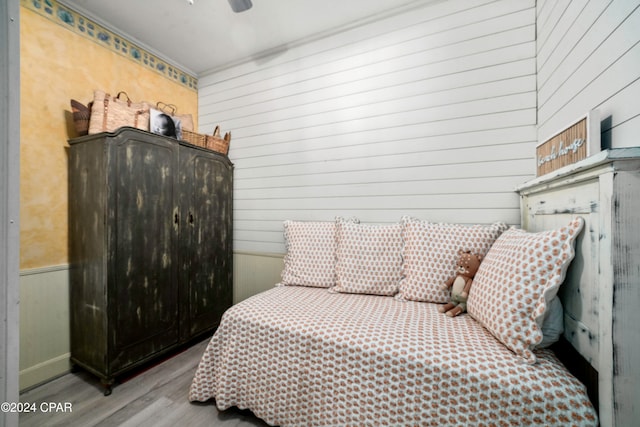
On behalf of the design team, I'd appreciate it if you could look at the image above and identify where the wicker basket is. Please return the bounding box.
[182,129,207,148]
[206,135,230,155]
[70,99,91,136]
[206,126,230,155]
[182,126,230,155]
[88,90,150,135]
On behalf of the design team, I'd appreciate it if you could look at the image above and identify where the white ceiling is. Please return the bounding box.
[60,0,430,76]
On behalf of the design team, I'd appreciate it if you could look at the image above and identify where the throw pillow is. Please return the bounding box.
[467,217,584,364]
[331,221,404,296]
[537,296,564,348]
[280,217,358,288]
[397,218,508,303]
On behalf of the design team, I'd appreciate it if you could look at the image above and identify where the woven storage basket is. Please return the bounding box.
[70,99,91,136]
[88,90,150,134]
[182,129,207,148]
[206,126,230,155]
[206,136,230,155]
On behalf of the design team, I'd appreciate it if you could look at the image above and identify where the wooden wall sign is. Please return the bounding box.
[536,111,601,176]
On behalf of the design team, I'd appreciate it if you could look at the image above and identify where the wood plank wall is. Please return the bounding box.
[199,0,538,254]
[536,0,640,147]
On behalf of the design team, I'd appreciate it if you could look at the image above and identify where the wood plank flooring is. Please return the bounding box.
[18,338,270,427]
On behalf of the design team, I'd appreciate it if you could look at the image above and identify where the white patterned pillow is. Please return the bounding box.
[397,218,508,303]
[331,221,404,296]
[281,218,358,288]
[467,217,584,364]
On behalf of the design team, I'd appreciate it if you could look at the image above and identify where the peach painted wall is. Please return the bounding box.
[19,6,197,269]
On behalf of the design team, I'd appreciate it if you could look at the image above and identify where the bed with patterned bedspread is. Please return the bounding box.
[189,285,597,426]
[189,217,598,426]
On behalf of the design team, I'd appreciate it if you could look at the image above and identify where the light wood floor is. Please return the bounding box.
[19,338,271,427]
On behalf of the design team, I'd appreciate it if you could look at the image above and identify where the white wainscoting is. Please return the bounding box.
[19,265,71,391]
[198,0,538,254]
[536,0,640,147]
[233,252,284,303]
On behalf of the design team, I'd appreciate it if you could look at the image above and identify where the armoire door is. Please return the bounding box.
[179,146,233,339]
[110,133,180,369]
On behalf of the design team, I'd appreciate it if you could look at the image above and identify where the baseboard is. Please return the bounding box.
[19,353,71,392]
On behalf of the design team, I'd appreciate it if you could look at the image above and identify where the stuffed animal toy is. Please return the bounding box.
[439,250,483,317]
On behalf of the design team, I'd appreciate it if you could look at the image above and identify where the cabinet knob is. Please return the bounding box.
[174,213,179,224]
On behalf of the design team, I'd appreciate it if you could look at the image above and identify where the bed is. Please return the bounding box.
[190,216,600,426]
[190,286,596,426]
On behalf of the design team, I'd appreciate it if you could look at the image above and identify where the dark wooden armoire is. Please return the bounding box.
[68,127,233,394]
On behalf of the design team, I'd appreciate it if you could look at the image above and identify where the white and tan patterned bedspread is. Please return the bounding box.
[189,286,597,426]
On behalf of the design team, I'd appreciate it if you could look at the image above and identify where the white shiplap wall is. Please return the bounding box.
[199,0,537,254]
[537,0,640,147]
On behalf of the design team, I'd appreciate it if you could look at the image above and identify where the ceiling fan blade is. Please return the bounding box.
[228,0,252,13]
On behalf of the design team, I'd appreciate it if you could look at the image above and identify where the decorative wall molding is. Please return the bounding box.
[20,263,69,276]
[21,0,198,91]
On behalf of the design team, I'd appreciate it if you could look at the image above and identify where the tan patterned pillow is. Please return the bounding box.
[331,221,404,296]
[467,217,585,364]
[280,218,358,288]
[397,218,508,303]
